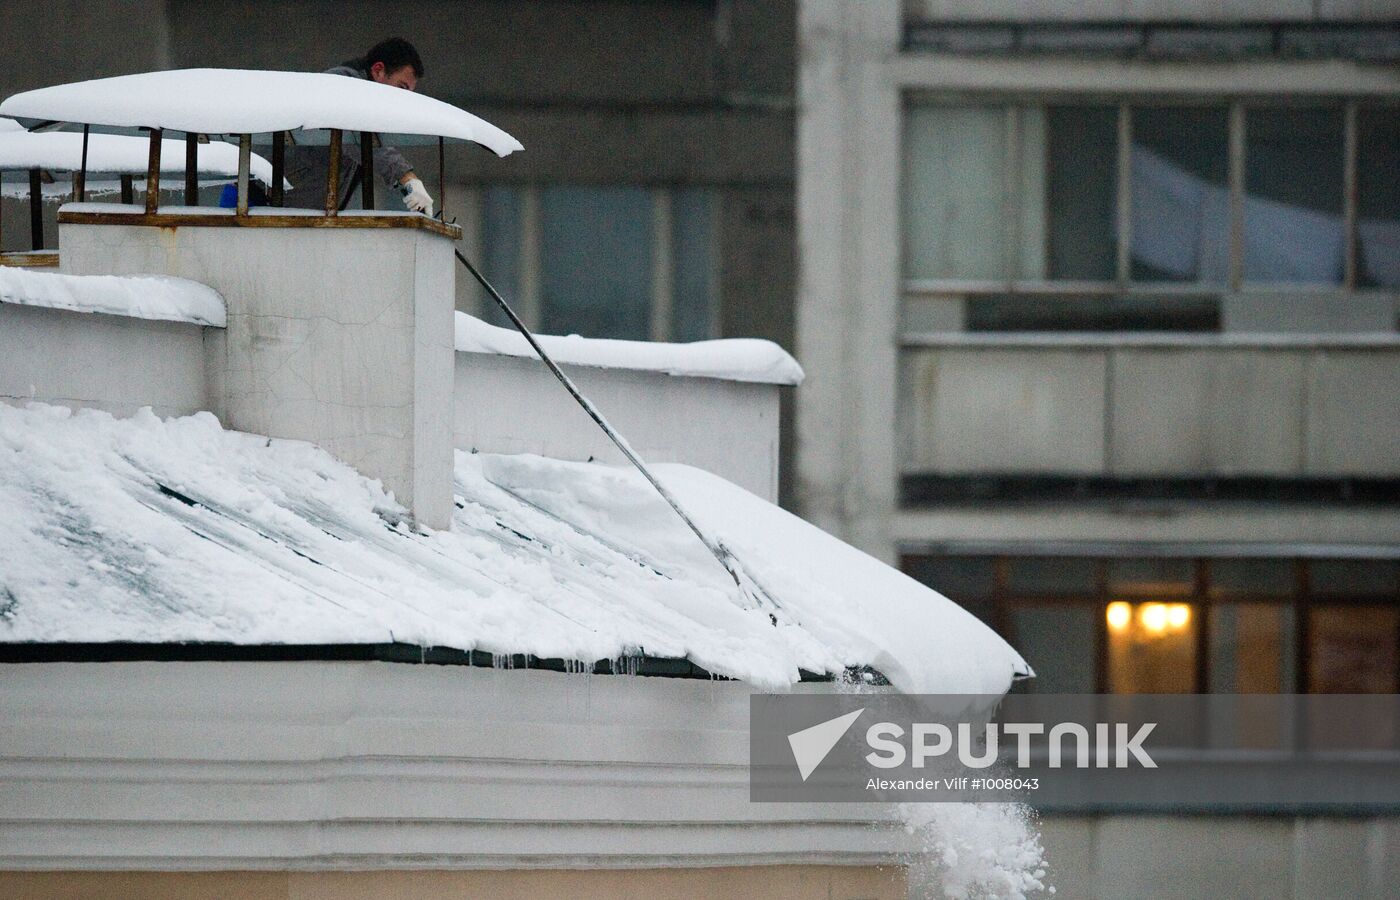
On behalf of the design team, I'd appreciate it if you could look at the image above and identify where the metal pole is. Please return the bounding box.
[145,128,162,214]
[437,136,445,220]
[270,131,285,207]
[120,174,134,205]
[28,169,43,250]
[236,134,250,216]
[184,132,198,206]
[325,129,341,216]
[452,248,785,620]
[74,125,89,203]
[359,132,374,210]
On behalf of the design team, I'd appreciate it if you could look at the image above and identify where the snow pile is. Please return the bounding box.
[0,404,1026,693]
[0,266,226,326]
[903,802,1050,899]
[0,127,283,186]
[0,69,522,157]
[455,311,805,386]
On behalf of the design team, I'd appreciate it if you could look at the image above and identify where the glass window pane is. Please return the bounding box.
[966,294,1218,332]
[1008,605,1097,692]
[1209,558,1296,598]
[540,186,653,340]
[1130,106,1229,284]
[1108,558,1195,598]
[480,186,522,328]
[1047,105,1118,280]
[1309,606,1399,693]
[1244,107,1345,285]
[904,106,1008,280]
[901,556,997,630]
[1309,559,1400,596]
[1106,600,1198,693]
[671,187,717,341]
[1359,107,1400,288]
[1209,602,1293,693]
[1006,556,1097,595]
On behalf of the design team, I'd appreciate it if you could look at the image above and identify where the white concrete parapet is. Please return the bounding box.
[455,352,783,503]
[58,210,457,529]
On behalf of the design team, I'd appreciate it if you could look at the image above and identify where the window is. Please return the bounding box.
[902,99,1400,331]
[478,184,719,341]
[900,554,1400,694]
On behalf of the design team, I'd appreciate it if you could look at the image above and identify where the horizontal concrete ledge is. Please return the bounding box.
[58,209,461,241]
[901,331,1400,349]
[0,850,909,873]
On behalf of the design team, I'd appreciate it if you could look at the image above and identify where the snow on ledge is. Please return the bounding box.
[0,128,283,187]
[455,311,804,386]
[0,266,226,327]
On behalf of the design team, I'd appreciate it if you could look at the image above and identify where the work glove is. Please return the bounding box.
[400,177,435,217]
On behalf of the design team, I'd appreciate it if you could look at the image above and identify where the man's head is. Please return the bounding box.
[364,37,423,91]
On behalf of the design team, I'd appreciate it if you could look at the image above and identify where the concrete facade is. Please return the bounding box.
[900,340,1400,478]
[0,662,914,872]
[59,219,456,529]
[0,301,208,418]
[0,866,907,900]
[455,352,782,502]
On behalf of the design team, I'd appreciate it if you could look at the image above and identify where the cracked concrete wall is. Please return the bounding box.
[454,353,782,503]
[58,222,455,530]
[0,302,207,419]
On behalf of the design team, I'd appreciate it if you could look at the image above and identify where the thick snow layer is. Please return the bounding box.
[455,312,805,386]
[0,266,226,326]
[0,128,283,186]
[0,404,1026,693]
[0,69,523,157]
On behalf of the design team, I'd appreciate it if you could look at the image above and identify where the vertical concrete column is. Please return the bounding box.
[795,0,902,562]
[58,221,456,530]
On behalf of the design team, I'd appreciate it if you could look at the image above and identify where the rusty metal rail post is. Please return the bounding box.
[74,125,89,203]
[145,129,162,214]
[236,134,251,216]
[437,136,445,220]
[325,129,342,217]
[28,169,43,249]
[270,131,285,207]
[184,133,198,206]
[359,132,374,210]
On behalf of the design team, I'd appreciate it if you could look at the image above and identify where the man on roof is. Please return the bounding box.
[282,37,435,215]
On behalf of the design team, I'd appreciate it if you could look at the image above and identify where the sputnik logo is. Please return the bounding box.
[787,708,864,781]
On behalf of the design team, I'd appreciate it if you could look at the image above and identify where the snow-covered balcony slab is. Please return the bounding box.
[0,266,222,417]
[454,313,802,502]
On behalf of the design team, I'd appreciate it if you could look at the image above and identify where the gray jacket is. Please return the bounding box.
[280,64,416,210]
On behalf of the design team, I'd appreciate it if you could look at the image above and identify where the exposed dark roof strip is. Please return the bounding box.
[903,21,1400,62]
[0,641,874,683]
[902,474,1400,507]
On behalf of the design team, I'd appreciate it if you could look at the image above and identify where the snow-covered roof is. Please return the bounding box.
[0,404,1028,693]
[0,266,226,327]
[455,312,805,386]
[0,69,523,158]
[0,128,283,187]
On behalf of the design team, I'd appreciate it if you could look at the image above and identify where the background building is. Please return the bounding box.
[797,1,1400,896]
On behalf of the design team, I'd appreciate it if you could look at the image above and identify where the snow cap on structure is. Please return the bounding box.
[0,69,523,157]
[0,127,284,187]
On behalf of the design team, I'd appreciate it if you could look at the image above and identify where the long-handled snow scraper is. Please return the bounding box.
[453,249,786,622]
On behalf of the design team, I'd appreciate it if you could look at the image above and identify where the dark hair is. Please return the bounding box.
[351,37,423,79]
